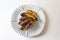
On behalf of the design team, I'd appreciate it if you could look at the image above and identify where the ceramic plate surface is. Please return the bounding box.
[11,5,46,37]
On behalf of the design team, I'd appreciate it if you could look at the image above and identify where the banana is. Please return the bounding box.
[23,22,32,30]
[25,13,36,20]
[18,10,38,30]
[26,10,38,19]
[18,21,24,26]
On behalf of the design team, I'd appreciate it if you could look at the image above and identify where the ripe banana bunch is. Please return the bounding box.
[18,10,38,30]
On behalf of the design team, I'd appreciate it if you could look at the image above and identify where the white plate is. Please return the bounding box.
[11,5,46,37]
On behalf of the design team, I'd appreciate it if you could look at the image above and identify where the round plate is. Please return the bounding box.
[11,5,46,37]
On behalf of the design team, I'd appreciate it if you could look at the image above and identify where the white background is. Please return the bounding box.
[0,0,60,40]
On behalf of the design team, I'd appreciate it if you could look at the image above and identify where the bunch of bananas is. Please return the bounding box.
[18,10,38,30]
